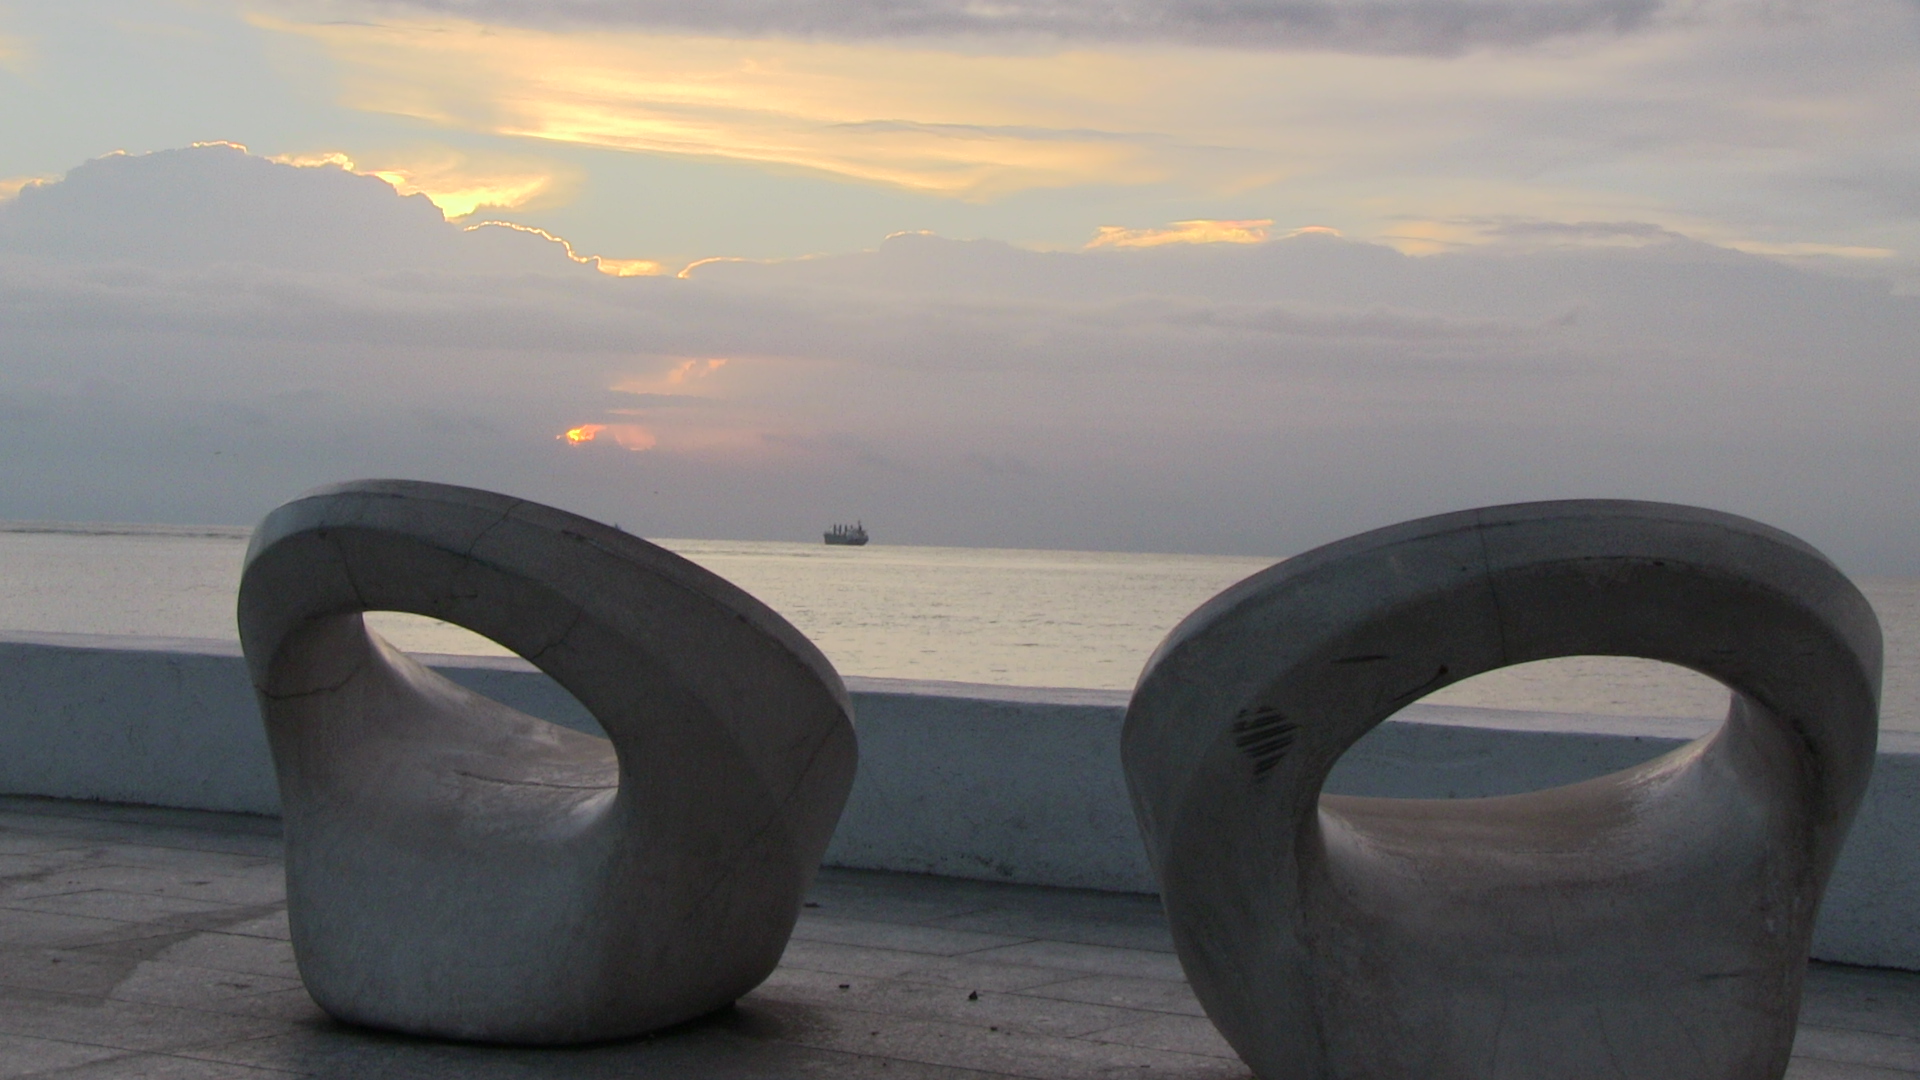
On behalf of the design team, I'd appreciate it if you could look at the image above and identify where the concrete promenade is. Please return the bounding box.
[0,796,1917,1079]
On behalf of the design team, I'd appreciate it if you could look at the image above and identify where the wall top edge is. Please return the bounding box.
[0,629,245,657]
[842,675,1133,708]
[4,630,1914,755]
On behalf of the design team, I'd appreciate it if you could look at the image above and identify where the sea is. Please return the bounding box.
[2,522,1915,733]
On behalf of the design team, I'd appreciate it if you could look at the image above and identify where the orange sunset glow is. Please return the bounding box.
[463,220,664,276]
[267,149,562,219]
[252,14,1178,198]
[559,423,657,450]
[611,357,732,396]
[1087,219,1274,249]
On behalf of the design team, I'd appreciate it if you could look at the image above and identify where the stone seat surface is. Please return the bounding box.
[0,795,1914,1080]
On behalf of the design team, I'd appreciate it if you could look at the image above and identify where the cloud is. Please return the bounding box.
[342,0,1665,55]
[0,143,592,273]
[267,147,574,218]
[1382,217,1907,270]
[251,13,1211,198]
[246,1,1920,280]
[1088,219,1275,249]
[1142,298,1537,339]
[0,146,665,279]
[463,220,669,276]
[5,141,1920,570]
[594,257,669,277]
[1455,219,1683,244]
[1721,240,1897,260]
[0,175,53,202]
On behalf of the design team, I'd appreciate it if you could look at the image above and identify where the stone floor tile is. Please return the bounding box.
[0,864,104,905]
[0,1033,126,1078]
[0,799,1917,1080]
[1797,1025,1920,1072]
[15,1050,300,1078]
[962,940,1187,982]
[1080,1013,1237,1058]
[0,834,92,859]
[216,911,290,943]
[0,891,245,930]
[0,910,158,952]
[770,1005,1250,1080]
[149,933,299,981]
[188,1023,570,1080]
[0,820,258,861]
[136,905,289,939]
[58,846,276,877]
[1787,1057,1920,1079]
[2,865,284,910]
[105,960,307,1015]
[0,986,290,1055]
[1803,964,1920,1041]
[775,938,933,980]
[757,966,1151,1039]
[892,955,1087,995]
[1015,974,1209,1017]
[925,906,1176,954]
[196,1008,1013,1080]
[791,914,1029,957]
[62,930,210,968]
[0,948,161,998]
[205,987,328,1026]
[776,939,1072,993]
[0,851,100,883]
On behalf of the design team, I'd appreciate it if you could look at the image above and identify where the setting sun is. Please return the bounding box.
[559,423,657,450]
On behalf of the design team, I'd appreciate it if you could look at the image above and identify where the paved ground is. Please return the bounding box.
[0,796,1916,1079]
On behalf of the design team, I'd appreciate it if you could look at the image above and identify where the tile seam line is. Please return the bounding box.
[104,1045,310,1076]
[744,998,1160,1041]
[0,1018,263,1059]
[0,988,305,1031]
[778,1030,1203,1080]
[1797,1021,1920,1038]
[947,936,1043,957]
[3,885,271,901]
[1791,1048,1920,1066]
[0,835,282,858]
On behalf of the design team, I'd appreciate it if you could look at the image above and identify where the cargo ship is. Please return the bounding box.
[824,521,869,546]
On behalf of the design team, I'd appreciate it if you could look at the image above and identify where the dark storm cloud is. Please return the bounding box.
[356,0,1664,54]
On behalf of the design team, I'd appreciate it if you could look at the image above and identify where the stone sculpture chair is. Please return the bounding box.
[1123,500,1880,1080]
[237,480,857,1044]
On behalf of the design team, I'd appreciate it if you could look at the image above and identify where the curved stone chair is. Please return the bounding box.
[1123,500,1880,1080]
[237,480,857,1044]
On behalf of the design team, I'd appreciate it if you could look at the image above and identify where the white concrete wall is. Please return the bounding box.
[0,633,275,814]
[2,631,1914,969]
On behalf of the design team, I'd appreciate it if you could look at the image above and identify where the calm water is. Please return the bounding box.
[2,522,1915,732]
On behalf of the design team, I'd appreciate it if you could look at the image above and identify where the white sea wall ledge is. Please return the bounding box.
[2,630,1914,970]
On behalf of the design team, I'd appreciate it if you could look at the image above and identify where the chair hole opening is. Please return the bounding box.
[361,611,606,739]
[1322,656,1728,800]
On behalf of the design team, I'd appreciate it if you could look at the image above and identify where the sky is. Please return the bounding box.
[1,0,1918,568]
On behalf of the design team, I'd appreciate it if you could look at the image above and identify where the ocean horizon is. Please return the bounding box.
[4,519,1915,732]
